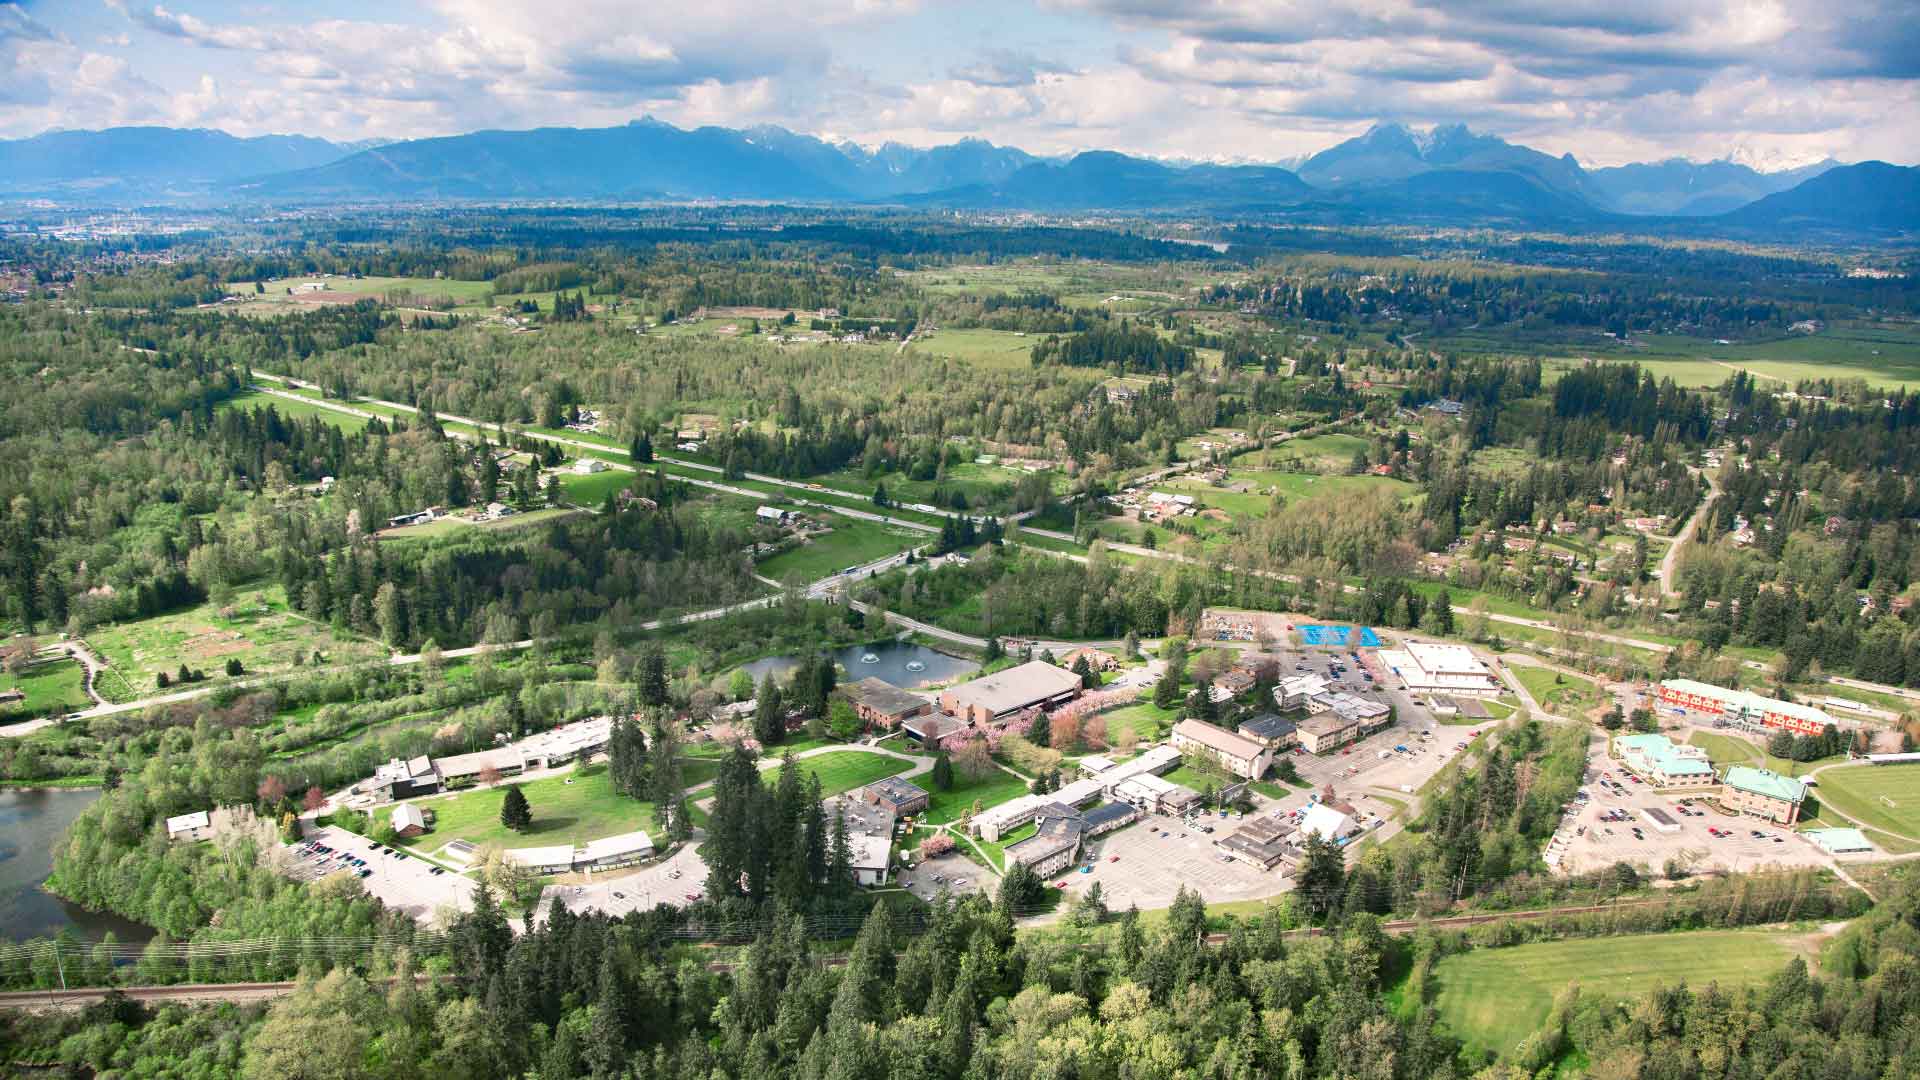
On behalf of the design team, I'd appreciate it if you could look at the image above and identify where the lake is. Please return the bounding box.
[0,788,157,943]
[737,641,976,689]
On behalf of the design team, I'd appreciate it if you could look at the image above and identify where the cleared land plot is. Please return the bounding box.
[757,521,923,581]
[560,468,633,505]
[378,506,580,541]
[1513,666,1605,716]
[1812,764,1920,839]
[909,328,1041,370]
[0,659,91,720]
[86,584,382,699]
[216,389,372,433]
[1433,930,1806,1058]
[1255,433,1370,472]
[400,763,660,855]
[1099,701,1180,744]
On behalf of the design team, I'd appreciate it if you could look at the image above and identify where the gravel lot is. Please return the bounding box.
[290,825,475,926]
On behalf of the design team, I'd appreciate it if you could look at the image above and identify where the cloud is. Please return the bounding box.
[949,49,1081,88]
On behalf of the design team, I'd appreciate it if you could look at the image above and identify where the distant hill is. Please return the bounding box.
[0,127,350,196]
[911,151,1314,211]
[239,119,1037,202]
[1296,122,1600,206]
[1587,158,1839,216]
[1715,162,1920,232]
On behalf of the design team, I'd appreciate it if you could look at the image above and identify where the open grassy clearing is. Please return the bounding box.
[0,659,91,720]
[217,389,373,433]
[921,766,1032,826]
[1431,929,1810,1059]
[908,328,1041,370]
[401,763,660,854]
[1686,730,1762,766]
[85,583,383,700]
[560,468,633,505]
[1811,764,1920,838]
[1512,666,1606,716]
[756,520,924,582]
[378,506,580,541]
[1098,700,1180,744]
[1256,433,1371,472]
[784,750,917,798]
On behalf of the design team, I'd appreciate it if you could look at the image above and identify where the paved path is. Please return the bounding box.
[1657,468,1718,599]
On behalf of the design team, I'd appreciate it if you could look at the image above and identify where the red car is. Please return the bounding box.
[1108,854,1119,862]
[685,892,701,901]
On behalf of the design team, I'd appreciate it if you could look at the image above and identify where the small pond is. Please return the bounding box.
[0,788,158,943]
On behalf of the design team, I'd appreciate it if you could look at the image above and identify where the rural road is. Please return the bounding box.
[1657,467,1719,599]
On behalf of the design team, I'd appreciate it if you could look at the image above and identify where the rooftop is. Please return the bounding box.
[1724,765,1808,803]
[943,660,1082,716]
[1173,718,1268,760]
[578,830,654,862]
[1298,712,1358,737]
[842,677,930,718]
[864,775,929,808]
[1240,714,1297,740]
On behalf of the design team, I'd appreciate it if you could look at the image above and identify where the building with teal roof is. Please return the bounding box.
[1610,733,1718,789]
[1722,765,1808,824]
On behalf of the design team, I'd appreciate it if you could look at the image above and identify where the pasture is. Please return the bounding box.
[1431,929,1808,1059]
[86,584,384,699]
[1811,764,1920,839]
[1532,322,1920,390]
[909,328,1040,370]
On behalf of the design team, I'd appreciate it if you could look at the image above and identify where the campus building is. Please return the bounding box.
[1004,801,1142,877]
[504,830,656,875]
[1214,814,1297,871]
[1171,718,1275,780]
[1239,713,1299,751]
[840,678,933,730]
[1297,711,1366,754]
[1654,679,1835,736]
[1376,642,1501,695]
[1609,733,1717,789]
[938,661,1083,725]
[1721,766,1808,824]
[826,795,897,886]
[371,755,441,800]
[165,811,211,843]
[1276,674,1330,712]
[861,775,930,817]
[390,803,429,838]
[1112,772,1201,814]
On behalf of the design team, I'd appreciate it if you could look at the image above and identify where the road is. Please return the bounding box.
[1657,467,1719,598]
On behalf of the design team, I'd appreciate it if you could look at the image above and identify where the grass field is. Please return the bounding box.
[1432,929,1807,1059]
[1253,433,1371,472]
[909,328,1041,370]
[560,468,633,505]
[757,521,924,582]
[1683,730,1845,778]
[401,763,659,854]
[1811,764,1920,838]
[86,583,383,699]
[783,750,917,797]
[0,659,91,720]
[1512,666,1606,717]
[1099,701,1180,744]
[921,766,1032,825]
[216,389,373,433]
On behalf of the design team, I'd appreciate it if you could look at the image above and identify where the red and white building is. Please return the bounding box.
[1655,679,1833,736]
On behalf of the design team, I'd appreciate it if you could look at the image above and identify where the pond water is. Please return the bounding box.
[0,788,157,943]
[736,641,976,689]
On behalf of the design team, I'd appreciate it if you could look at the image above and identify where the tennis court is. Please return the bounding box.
[1298,625,1382,647]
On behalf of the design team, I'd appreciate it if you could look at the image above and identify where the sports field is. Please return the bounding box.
[400,763,660,854]
[1812,764,1920,839]
[1432,929,1806,1058]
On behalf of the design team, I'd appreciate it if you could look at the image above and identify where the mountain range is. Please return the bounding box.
[0,120,1911,234]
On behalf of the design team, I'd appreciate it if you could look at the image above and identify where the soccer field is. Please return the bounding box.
[1813,764,1920,838]
[1432,930,1805,1059]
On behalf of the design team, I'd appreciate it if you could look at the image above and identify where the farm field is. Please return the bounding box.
[85,584,384,700]
[1526,323,1920,390]
[1431,929,1809,1059]
[378,506,580,541]
[756,520,924,582]
[0,659,91,720]
[1251,432,1371,472]
[226,274,499,312]
[811,459,1041,513]
[400,763,660,855]
[909,328,1041,370]
[1811,764,1920,839]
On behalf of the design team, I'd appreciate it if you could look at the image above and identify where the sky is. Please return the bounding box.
[1,0,1916,168]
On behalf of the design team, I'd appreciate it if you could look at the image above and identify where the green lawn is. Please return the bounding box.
[922,767,1032,825]
[1812,764,1920,839]
[1686,730,1763,766]
[784,750,917,798]
[560,468,633,505]
[0,659,91,720]
[1099,701,1180,744]
[85,583,384,700]
[909,328,1042,370]
[401,763,661,854]
[1164,763,1238,796]
[756,521,924,582]
[1432,930,1805,1059]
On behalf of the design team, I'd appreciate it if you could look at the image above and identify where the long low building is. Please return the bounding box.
[938,660,1083,725]
[1377,641,1501,695]
[840,678,933,730]
[1171,718,1275,780]
[1005,801,1143,877]
[1214,814,1297,871]
[505,829,656,874]
[1656,679,1834,736]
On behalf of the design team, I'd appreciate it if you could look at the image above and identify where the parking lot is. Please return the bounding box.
[1552,763,1831,876]
[1054,810,1297,911]
[289,825,475,925]
[897,851,990,903]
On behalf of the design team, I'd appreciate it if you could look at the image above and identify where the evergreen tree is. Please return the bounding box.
[754,675,786,746]
[930,752,954,791]
[630,432,653,463]
[1296,832,1346,921]
[1026,709,1050,747]
[499,785,532,832]
[636,643,669,707]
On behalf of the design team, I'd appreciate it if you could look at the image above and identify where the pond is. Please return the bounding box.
[0,788,157,943]
[736,641,976,690]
